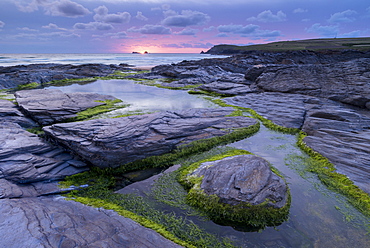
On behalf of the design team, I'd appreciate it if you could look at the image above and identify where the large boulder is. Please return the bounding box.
[190,155,288,208]
[15,89,117,125]
[183,154,290,227]
[43,108,258,168]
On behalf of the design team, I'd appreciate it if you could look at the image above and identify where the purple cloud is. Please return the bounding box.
[45,0,91,18]
[176,28,198,35]
[328,10,357,23]
[293,8,308,14]
[42,23,67,31]
[247,10,287,23]
[306,23,339,37]
[128,25,171,34]
[136,11,148,21]
[217,24,281,38]
[0,21,5,28]
[162,10,210,27]
[74,22,114,31]
[94,6,131,24]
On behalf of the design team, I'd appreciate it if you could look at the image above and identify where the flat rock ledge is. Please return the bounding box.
[0,196,182,248]
[15,89,117,125]
[185,155,289,226]
[43,108,258,168]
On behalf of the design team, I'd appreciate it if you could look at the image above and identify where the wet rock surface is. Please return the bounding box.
[190,155,288,208]
[0,63,131,90]
[0,196,182,248]
[43,108,258,168]
[1,90,184,247]
[146,50,370,194]
[15,89,117,125]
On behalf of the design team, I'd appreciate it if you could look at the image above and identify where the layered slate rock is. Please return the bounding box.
[43,108,258,168]
[15,89,117,125]
[0,196,183,248]
[0,99,37,128]
[190,155,288,208]
[249,58,370,109]
[0,121,88,198]
[302,103,370,194]
[224,93,315,129]
[0,63,131,90]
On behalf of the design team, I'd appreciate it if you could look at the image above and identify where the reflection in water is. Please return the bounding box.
[47,79,216,115]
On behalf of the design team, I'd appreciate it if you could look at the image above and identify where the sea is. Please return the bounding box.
[0,53,227,68]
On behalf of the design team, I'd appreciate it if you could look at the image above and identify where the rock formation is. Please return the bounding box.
[43,108,258,168]
[15,89,117,125]
[190,155,288,208]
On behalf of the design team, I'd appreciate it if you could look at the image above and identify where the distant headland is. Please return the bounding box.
[205,37,370,55]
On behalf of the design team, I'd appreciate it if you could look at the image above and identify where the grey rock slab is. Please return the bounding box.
[0,120,88,197]
[224,92,314,129]
[190,155,288,208]
[0,196,183,248]
[0,99,37,128]
[15,89,117,125]
[43,108,258,168]
[198,82,257,96]
[253,58,370,109]
[302,105,370,194]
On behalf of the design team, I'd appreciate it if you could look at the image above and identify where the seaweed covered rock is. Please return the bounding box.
[184,154,290,227]
[15,89,118,125]
[43,108,258,169]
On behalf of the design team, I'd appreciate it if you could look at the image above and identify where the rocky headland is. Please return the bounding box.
[0,49,369,247]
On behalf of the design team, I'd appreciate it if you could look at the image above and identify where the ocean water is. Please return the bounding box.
[0,53,227,68]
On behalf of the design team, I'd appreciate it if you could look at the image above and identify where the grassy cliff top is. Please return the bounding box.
[206,37,370,54]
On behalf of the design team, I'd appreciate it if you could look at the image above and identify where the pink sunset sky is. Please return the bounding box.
[0,0,369,53]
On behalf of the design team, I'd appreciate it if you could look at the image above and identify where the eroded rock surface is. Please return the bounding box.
[190,155,288,208]
[15,89,117,125]
[0,196,183,248]
[44,108,258,168]
[0,63,131,90]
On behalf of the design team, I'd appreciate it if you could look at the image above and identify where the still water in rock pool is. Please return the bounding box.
[50,79,369,247]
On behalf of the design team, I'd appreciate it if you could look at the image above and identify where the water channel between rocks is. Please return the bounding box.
[47,79,369,248]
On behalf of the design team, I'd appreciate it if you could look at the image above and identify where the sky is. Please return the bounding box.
[0,0,369,53]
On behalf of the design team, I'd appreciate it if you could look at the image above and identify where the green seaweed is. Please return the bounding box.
[15,82,40,91]
[297,132,370,218]
[177,149,291,228]
[66,99,128,122]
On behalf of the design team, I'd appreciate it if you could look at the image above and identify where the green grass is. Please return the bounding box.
[208,37,370,53]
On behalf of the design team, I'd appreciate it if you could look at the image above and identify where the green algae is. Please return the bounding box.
[178,149,291,228]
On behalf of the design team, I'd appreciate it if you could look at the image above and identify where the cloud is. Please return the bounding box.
[162,10,210,27]
[128,25,171,34]
[203,26,215,32]
[162,42,213,49]
[95,31,129,39]
[0,21,5,28]
[339,30,361,38]
[45,0,91,17]
[136,11,148,21]
[15,0,91,17]
[17,27,38,32]
[216,33,229,37]
[74,22,114,31]
[175,28,198,35]
[328,10,357,23]
[217,24,282,37]
[94,6,131,23]
[42,23,68,31]
[293,8,308,14]
[247,10,287,22]
[306,23,339,37]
